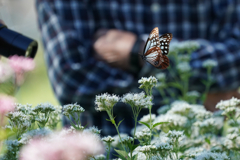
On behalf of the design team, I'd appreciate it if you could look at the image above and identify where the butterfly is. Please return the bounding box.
[140,27,172,69]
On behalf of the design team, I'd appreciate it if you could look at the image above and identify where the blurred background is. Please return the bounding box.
[0,0,59,106]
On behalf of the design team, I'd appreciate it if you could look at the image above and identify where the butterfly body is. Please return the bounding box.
[140,27,172,69]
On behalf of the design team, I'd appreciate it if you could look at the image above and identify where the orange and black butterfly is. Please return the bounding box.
[140,27,172,69]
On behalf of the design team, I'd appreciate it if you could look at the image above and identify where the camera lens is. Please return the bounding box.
[0,24,38,58]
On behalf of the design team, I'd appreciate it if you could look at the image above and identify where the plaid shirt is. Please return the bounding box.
[36,0,240,136]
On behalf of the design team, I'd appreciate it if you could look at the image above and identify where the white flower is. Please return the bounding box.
[122,92,152,109]
[194,117,224,130]
[95,93,120,111]
[90,154,106,160]
[131,125,148,136]
[155,73,166,81]
[84,126,101,135]
[138,76,158,89]
[153,114,187,130]
[101,136,115,143]
[216,97,240,110]
[139,114,156,123]
[156,82,167,88]
[132,147,147,160]
[187,91,200,98]
[139,145,157,154]
[193,151,229,160]
[170,40,200,52]
[202,59,218,68]
[178,54,191,61]
[170,100,188,108]
[33,103,55,113]
[135,128,151,140]
[111,133,128,147]
[157,105,171,114]
[195,109,213,120]
[227,127,239,134]
[177,62,191,72]
[166,130,184,139]
[121,136,134,143]
[63,103,85,116]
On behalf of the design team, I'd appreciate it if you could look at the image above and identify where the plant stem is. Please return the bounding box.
[106,110,126,152]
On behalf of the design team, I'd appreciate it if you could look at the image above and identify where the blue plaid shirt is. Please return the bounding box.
[36,0,240,136]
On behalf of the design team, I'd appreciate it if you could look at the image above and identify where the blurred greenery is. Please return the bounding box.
[15,45,59,107]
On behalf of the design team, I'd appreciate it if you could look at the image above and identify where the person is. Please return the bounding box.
[35,0,240,136]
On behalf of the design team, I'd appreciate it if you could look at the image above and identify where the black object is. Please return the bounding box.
[0,23,38,58]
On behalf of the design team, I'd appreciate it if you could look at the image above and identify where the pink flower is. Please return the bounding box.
[9,55,35,73]
[0,95,15,125]
[20,132,104,160]
[9,55,35,85]
[0,95,15,116]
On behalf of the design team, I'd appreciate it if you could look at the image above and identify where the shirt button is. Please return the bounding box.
[151,3,160,12]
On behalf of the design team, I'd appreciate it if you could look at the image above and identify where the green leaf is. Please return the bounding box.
[205,137,211,144]
[201,80,208,85]
[117,119,124,127]
[138,121,150,129]
[167,82,183,90]
[153,122,169,128]
[127,143,139,152]
[114,149,129,160]
[133,154,138,160]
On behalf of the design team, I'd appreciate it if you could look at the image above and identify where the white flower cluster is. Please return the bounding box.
[177,62,191,72]
[83,126,101,135]
[153,114,187,130]
[63,103,85,116]
[216,97,240,110]
[95,93,120,111]
[157,105,171,114]
[166,130,184,139]
[120,136,134,144]
[178,54,191,62]
[111,133,128,147]
[135,128,151,140]
[138,76,158,89]
[101,136,115,143]
[155,141,173,151]
[187,90,200,98]
[139,114,156,123]
[202,59,218,68]
[138,145,157,154]
[19,128,52,145]
[6,111,32,133]
[193,151,229,160]
[122,92,152,109]
[47,105,62,128]
[169,40,200,53]
[90,154,106,160]
[155,73,166,81]
[33,103,55,113]
[194,117,224,130]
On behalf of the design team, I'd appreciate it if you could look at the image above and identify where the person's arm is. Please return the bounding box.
[36,0,134,107]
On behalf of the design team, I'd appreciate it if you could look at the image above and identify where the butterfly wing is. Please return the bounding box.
[144,47,162,68]
[158,55,170,69]
[143,27,160,55]
[141,27,172,69]
[159,33,172,55]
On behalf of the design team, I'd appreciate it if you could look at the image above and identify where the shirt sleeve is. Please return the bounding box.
[36,0,134,105]
[190,1,240,92]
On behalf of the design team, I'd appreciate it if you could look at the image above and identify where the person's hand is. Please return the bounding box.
[204,89,240,111]
[0,19,5,24]
[93,29,136,70]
